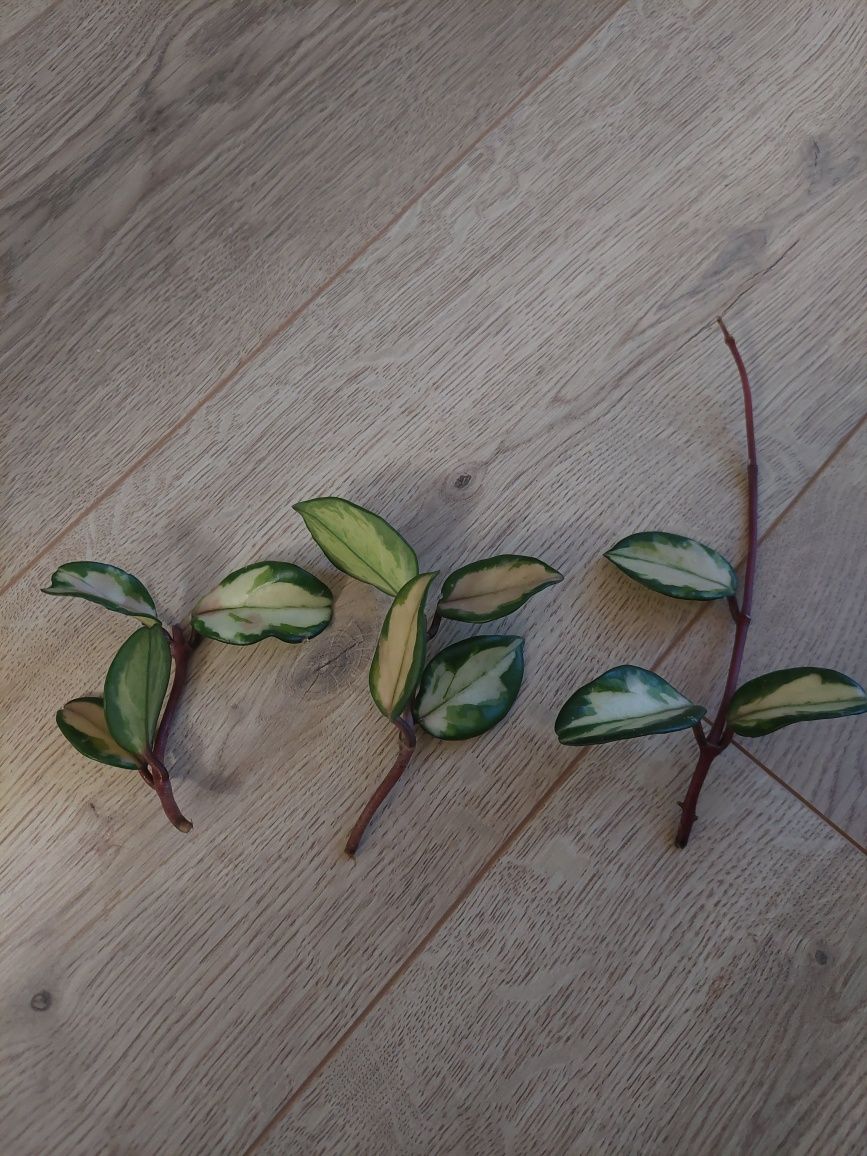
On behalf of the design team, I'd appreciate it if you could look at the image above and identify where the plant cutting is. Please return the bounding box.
[295,497,562,854]
[45,560,333,831]
[555,318,867,846]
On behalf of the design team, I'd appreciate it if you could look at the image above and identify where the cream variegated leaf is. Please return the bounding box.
[415,635,524,739]
[192,561,332,645]
[556,665,705,745]
[56,697,140,770]
[727,667,867,737]
[437,555,562,622]
[42,561,159,622]
[605,532,737,600]
[103,625,172,757]
[369,572,437,720]
[294,497,418,595]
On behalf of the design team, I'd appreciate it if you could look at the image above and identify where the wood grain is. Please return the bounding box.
[0,0,623,586]
[0,1,55,47]
[666,421,867,846]
[264,743,867,1156]
[1,1,865,1152]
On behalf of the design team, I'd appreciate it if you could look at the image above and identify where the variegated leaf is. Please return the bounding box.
[103,625,171,757]
[727,667,867,737]
[415,635,524,739]
[294,497,418,595]
[56,696,140,770]
[369,572,437,720]
[605,532,737,600]
[437,555,562,623]
[556,665,705,745]
[42,561,159,622]
[192,561,332,645]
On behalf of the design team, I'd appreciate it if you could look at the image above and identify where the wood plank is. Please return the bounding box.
[664,422,867,846]
[0,1,55,47]
[263,744,867,1156]
[1,1,865,1151]
[0,0,623,585]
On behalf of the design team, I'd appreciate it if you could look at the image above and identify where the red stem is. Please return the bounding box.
[143,750,193,833]
[345,713,416,856]
[154,625,198,759]
[142,624,199,832]
[675,318,759,847]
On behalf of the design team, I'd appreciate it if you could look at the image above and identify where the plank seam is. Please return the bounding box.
[731,741,867,856]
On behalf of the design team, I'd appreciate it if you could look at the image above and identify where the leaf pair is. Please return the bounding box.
[368,572,525,739]
[556,530,867,746]
[557,662,867,747]
[295,497,562,624]
[45,559,334,647]
[57,626,170,770]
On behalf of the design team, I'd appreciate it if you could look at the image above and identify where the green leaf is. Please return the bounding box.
[56,697,140,770]
[556,664,705,745]
[727,667,867,737]
[294,497,418,595]
[192,561,332,645]
[415,635,524,739]
[42,561,159,622]
[437,555,562,623]
[369,572,437,720]
[605,532,737,600]
[103,625,172,757]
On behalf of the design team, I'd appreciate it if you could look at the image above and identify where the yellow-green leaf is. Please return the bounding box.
[369,572,437,720]
[437,555,562,623]
[294,497,418,595]
[103,626,171,756]
[192,561,332,645]
[56,697,140,769]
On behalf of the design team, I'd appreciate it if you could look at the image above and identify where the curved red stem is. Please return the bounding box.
[154,625,198,759]
[676,318,759,847]
[345,713,416,856]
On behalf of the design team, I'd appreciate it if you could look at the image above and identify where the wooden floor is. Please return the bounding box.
[1,2,865,1153]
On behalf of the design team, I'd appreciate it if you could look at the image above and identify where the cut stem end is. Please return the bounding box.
[344,713,417,856]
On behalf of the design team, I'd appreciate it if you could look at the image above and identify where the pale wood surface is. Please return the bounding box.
[1,1,865,1153]
[666,421,867,847]
[265,743,867,1156]
[0,0,622,587]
